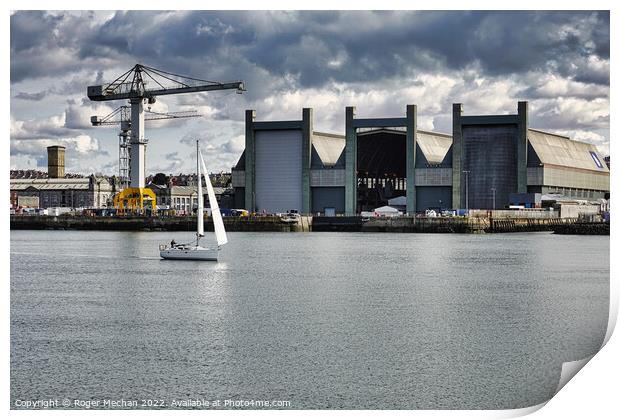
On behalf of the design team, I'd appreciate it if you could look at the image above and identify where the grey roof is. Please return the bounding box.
[312,132,345,167]
[233,151,245,170]
[10,178,90,191]
[357,126,406,134]
[169,185,226,196]
[528,129,609,172]
[170,185,197,195]
[417,130,452,165]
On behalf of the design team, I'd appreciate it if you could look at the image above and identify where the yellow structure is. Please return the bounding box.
[113,187,157,211]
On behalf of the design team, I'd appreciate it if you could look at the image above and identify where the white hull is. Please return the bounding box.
[159,245,218,261]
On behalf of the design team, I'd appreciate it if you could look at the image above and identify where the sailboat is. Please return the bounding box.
[159,140,228,261]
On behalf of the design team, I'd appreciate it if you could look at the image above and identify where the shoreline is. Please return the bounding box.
[9,214,609,235]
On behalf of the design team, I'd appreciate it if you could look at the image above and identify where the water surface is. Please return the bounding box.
[10,231,609,409]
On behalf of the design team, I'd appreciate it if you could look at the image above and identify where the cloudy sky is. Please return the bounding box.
[10,10,610,175]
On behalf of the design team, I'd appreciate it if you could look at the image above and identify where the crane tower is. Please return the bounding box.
[87,64,245,210]
[91,105,199,190]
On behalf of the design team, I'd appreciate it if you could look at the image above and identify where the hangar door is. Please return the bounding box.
[255,129,302,213]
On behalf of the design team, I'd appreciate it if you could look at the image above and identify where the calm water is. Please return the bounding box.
[10,230,609,409]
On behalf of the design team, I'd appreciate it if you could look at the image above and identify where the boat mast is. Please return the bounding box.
[196,139,204,246]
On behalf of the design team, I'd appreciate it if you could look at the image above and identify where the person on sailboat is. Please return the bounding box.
[170,239,176,248]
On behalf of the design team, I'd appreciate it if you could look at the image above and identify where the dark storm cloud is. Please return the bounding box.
[14,91,49,101]
[10,10,60,52]
[10,10,610,89]
[10,10,610,172]
[10,11,95,82]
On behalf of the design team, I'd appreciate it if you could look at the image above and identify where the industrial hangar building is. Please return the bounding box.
[232,102,609,215]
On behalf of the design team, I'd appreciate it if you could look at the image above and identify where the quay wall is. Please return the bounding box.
[10,215,293,232]
[314,216,581,233]
[553,222,609,235]
[468,209,559,219]
[11,214,596,234]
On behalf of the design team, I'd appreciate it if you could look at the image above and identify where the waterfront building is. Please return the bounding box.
[451,103,609,210]
[148,182,229,214]
[148,183,197,214]
[10,176,115,209]
[10,146,115,209]
[232,102,610,215]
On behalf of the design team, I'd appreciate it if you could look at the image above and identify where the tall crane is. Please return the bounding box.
[91,105,199,190]
[87,64,245,210]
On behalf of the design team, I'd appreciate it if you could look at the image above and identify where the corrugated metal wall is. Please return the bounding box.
[543,166,610,191]
[255,130,302,213]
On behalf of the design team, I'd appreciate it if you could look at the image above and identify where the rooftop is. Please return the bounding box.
[10,178,91,191]
[528,129,609,173]
[312,132,346,167]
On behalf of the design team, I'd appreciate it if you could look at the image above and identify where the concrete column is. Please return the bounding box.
[344,106,357,215]
[129,98,147,189]
[244,109,256,212]
[517,101,528,193]
[301,108,313,214]
[451,103,463,209]
[406,104,417,215]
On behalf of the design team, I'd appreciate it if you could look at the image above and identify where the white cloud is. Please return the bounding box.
[530,97,609,130]
[11,114,71,139]
[530,77,607,99]
[11,135,104,157]
[65,101,115,129]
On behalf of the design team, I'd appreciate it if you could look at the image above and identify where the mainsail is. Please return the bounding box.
[199,150,228,247]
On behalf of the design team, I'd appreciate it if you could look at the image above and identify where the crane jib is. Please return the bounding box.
[87,63,245,207]
[90,107,199,126]
[87,82,244,102]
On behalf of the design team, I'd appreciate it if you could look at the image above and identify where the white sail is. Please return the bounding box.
[199,150,228,246]
[197,143,204,237]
